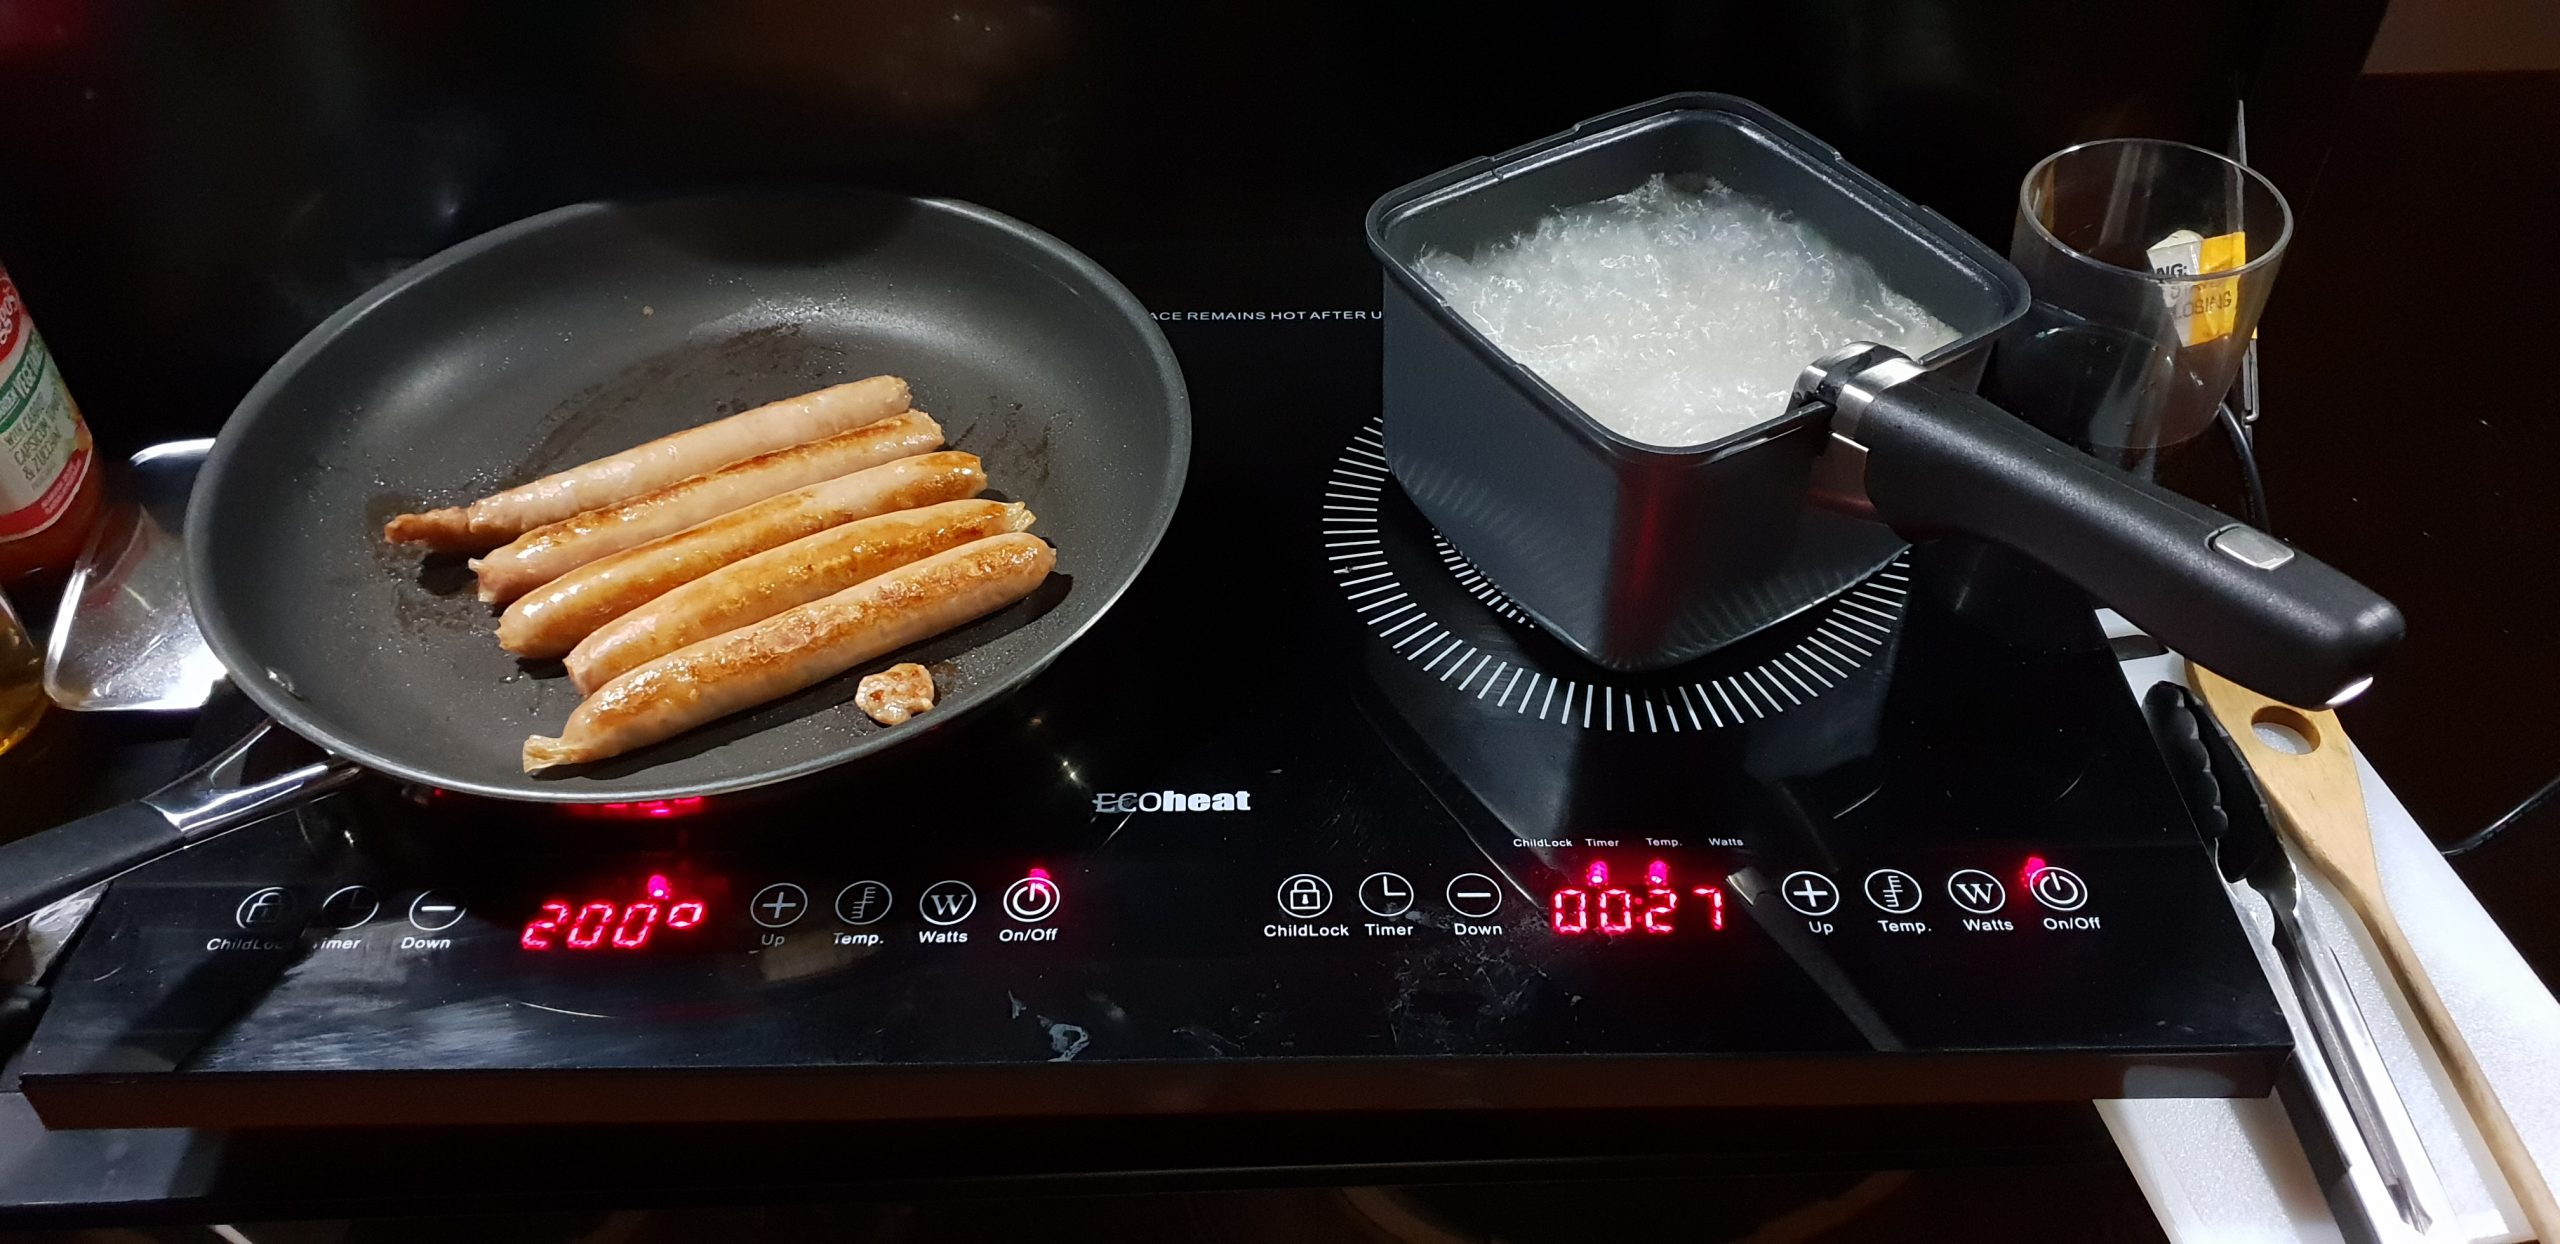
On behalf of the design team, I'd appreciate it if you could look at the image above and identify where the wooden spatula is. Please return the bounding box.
[2190,662,2560,1240]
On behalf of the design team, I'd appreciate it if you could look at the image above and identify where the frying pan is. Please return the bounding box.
[0,190,1190,926]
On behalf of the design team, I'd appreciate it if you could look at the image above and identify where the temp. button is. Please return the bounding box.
[318,885,381,930]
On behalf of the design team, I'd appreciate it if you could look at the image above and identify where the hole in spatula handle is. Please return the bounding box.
[2250,704,2321,755]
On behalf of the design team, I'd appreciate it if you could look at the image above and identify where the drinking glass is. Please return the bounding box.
[1990,138,2290,468]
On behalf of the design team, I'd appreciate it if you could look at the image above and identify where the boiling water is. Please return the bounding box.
[1415,175,1960,448]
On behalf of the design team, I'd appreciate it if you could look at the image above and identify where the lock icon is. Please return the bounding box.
[1278,874,1331,917]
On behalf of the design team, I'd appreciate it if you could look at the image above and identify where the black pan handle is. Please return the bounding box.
[1816,359,2402,707]
[0,801,184,928]
[0,722,362,928]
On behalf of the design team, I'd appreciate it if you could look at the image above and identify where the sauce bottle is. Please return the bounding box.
[0,261,104,583]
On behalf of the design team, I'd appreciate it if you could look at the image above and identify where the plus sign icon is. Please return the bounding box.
[749,883,809,929]
[1778,870,1840,916]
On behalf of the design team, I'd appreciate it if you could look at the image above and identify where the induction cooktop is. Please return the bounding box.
[16,326,2288,1130]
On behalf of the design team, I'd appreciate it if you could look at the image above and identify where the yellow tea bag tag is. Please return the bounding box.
[2146,229,2247,346]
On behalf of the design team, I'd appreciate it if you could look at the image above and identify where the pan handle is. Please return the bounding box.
[1801,346,2403,708]
[0,722,362,928]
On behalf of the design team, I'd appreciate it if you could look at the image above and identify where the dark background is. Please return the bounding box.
[1,0,2550,983]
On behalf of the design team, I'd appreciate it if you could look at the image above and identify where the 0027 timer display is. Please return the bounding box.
[520,874,707,951]
[1549,859,1723,936]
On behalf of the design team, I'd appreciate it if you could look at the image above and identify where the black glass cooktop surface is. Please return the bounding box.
[18,315,2288,1130]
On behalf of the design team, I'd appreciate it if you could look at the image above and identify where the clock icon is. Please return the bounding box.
[1358,872,1415,917]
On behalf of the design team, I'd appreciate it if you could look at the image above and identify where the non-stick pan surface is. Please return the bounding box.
[188,192,1188,801]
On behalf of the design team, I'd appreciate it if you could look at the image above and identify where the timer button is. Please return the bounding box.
[1358,872,1415,918]
[319,885,381,930]
[749,883,809,928]
[2029,865,2089,912]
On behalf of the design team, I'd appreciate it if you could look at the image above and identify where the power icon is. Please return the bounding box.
[2029,865,2089,912]
[1003,874,1061,923]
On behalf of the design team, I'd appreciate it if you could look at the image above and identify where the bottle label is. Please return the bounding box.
[0,270,90,541]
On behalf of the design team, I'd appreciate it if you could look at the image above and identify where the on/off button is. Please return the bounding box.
[2029,865,2089,911]
[1002,872,1062,923]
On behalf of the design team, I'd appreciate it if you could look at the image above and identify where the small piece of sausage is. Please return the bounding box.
[855,663,936,725]
[469,414,946,604]
[563,499,1033,692]
[496,458,993,660]
[523,533,1054,772]
[385,375,911,551]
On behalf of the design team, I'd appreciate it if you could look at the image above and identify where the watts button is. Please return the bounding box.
[1945,870,2007,914]
[920,880,978,926]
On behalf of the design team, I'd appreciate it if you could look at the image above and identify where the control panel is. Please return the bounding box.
[180,841,2114,974]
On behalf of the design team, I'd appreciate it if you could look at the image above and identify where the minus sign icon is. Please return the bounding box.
[1455,891,1493,899]
[420,905,456,914]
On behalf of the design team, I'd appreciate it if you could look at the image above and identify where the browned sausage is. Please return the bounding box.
[468,414,946,604]
[495,455,991,659]
[523,533,1055,772]
[385,375,911,550]
[563,499,1033,692]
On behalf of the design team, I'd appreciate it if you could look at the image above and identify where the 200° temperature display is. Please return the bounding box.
[521,874,707,952]
[1549,859,1723,936]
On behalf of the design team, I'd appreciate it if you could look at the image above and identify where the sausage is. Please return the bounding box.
[495,456,992,660]
[469,414,947,604]
[384,374,911,551]
[523,533,1055,772]
[563,498,1033,692]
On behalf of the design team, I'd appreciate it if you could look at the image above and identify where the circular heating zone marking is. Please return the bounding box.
[1325,417,1909,732]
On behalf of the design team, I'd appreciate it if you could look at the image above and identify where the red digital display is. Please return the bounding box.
[560,797,710,820]
[1549,858,1723,937]
[521,874,708,952]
